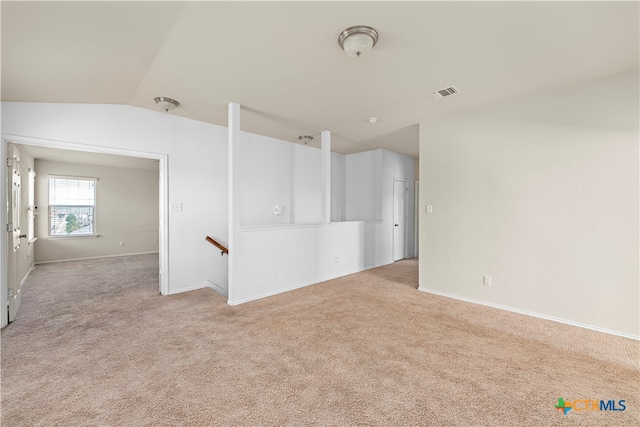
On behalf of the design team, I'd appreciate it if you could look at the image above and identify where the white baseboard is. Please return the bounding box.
[166,284,206,295]
[20,263,36,287]
[417,287,639,341]
[35,251,159,264]
[227,280,320,306]
[226,261,392,306]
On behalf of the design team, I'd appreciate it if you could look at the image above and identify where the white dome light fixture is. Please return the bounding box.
[154,97,180,112]
[338,25,379,58]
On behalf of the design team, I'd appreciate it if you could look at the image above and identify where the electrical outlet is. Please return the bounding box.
[483,275,491,286]
[426,204,433,213]
[119,241,125,247]
[170,203,183,212]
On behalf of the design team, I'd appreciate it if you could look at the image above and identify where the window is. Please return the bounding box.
[48,176,96,236]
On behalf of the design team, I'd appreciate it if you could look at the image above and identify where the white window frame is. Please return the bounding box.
[48,175,98,238]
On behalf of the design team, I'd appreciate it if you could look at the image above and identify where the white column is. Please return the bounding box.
[321,130,331,223]
[227,102,241,303]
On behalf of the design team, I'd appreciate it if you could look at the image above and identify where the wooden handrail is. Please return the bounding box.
[206,236,229,255]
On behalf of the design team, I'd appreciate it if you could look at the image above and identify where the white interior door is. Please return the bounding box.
[393,178,407,261]
[7,144,22,322]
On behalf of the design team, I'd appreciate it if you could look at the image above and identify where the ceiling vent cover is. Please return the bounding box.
[429,86,459,99]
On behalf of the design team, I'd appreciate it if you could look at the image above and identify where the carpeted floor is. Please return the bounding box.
[1,254,638,426]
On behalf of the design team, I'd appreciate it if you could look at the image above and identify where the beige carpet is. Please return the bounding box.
[1,254,638,426]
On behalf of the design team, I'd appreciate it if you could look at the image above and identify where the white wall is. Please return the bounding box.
[229,124,349,304]
[346,150,382,221]
[293,144,322,224]
[419,71,639,338]
[229,126,416,305]
[230,221,368,304]
[1,102,229,295]
[236,132,293,226]
[34,159,159,263]
[236,133,325,226]
[346,149,415,268]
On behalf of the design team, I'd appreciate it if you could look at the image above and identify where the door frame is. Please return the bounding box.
[6,142,23,323]
[1,135,169,328]
[1,138,7,327]
[392,177,408,262]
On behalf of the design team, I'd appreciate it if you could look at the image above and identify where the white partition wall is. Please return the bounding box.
[227,104,367,304]
[227,104,415,305]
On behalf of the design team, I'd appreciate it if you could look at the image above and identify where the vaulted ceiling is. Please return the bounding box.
[2,1,638,158]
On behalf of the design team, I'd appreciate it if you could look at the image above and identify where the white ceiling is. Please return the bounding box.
[2,1,638,159]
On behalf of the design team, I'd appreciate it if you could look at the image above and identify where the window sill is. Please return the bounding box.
[46,234,100,240]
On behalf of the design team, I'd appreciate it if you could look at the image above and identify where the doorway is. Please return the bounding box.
[6,143,23,323]
[393,178,408,261]
[1,136,168,328]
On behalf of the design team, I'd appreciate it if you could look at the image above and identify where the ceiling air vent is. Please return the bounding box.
[429,86,459,99]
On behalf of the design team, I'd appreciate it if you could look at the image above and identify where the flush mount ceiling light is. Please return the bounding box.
[298,135,314,145]
[338,25,379,58]
[154,97,179,112]
[368,117,379,124]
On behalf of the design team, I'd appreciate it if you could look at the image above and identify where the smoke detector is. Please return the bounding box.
[429,86,459,100]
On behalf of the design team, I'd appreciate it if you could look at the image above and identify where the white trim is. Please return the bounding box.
[0,134,162,160]
[45,234,100,240]
[35,251,160,265]
[417,287,640,341]
[414,180,419,258]
[237,220,377,233]
[393,177,408,262]
[167,283,206,296]
[227,269,360,306]
[47,174,97,181]
[238,222,329,232]
[158,156,168,295]
[1,138,8,328]
[1,133,169,297]
[227,260,392,306]
[20,263,36,287]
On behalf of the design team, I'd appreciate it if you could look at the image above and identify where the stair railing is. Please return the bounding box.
[206,236,229,256]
